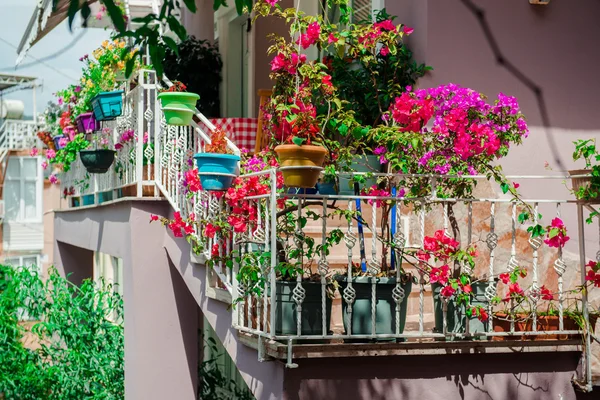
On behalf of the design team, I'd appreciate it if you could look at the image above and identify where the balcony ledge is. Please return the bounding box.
[237,331,582,360]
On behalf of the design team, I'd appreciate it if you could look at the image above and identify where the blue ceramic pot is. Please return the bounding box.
[316,181,338,195]
[193,153,240,191]
[91,90,124,121]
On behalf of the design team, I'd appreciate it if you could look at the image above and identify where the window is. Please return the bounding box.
[4,157,42,222]
[3,255,41,272]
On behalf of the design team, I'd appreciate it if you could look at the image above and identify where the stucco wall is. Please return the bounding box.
[283,352,583,400]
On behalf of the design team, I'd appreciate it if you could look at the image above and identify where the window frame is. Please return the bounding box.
[4,156,43,223]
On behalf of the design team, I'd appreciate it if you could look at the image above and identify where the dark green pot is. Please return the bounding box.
[274,281,332,336]
[339,155,383,195]
[338,276,412,337]
[79,150,116,174]
[432,281,495,338]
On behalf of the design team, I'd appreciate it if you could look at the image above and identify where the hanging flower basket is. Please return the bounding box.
[79,150,116,174]
[157,92,200,126]
[91,90,124,121]
[275,144,328,188]
[193,153,240,191]
[53,134,66,150]
[75,112,100,133]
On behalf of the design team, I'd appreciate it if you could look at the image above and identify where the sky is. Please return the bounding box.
[0,0,111,118]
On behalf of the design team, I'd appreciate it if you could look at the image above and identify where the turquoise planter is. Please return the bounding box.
[274,281,332,336]
[91,90,124,121]
[339,155,382,195]
[193,153,240,191]
[82,194,95,206]
[432,281,495,338]
[338,276,412,338]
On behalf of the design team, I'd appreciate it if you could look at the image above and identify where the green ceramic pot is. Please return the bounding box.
[157,92,200,126]
[274,281,332,336]
[338,276,412,338]
[432,281,495,339]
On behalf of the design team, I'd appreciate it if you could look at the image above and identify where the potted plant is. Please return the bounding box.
[193,128,240,191]
[492,261,598,341]
[75,112,100,133]
[163,36,223,118]
[79,128,116,174]
[157,81,200,126]
[569,139,600,201]
[91,90,124,121]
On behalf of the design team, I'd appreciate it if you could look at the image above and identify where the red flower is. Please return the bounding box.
[440,285,456,298]
[204,223,219,239]
[403,26,414,35]
[211,243,220,257]
[499,273,510,285]
[474,307,489,322]
[150,215,159,222]
[540,285,554,301]
[507,283,524,299]
[462,284,472,294]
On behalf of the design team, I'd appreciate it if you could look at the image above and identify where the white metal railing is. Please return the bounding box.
[183,170,598,381]
[60,68,239,207]
[0,119,40,164]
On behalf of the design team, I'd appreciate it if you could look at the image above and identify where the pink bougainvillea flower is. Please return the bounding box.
[499,272,510,285]
[41,161,48,170]
[46,149,56,159]
[58,137,68,148]
[403,26,414,35]
[375,20,396,32]
[265,0,278,6]
[513,182,520,189]
[430,265,450,285]
[297,22,321,49]
[328,33,338,44]
[544,217,569,248]
[380,46,390,57]
[30,148,39,156]
[150,215,159,222]
[49,174,58,184]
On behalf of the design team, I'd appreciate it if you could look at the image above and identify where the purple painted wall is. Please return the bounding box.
[283,352,582,400]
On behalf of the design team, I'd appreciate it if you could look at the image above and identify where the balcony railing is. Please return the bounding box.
[0,119,40,163]
[56,69,599,388]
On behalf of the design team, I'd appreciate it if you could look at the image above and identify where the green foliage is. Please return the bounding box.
[0,265,124,399]
[163,37,223,117]
[62,0,245,79]
[51,134,90,172]
[571,139,600,204]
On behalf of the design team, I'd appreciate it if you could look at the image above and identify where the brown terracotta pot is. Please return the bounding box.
[568,169,600,200]
[275,144,327,188]
[493,313,598,341]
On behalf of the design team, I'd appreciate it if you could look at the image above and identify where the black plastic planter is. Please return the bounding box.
[79,150,116,174]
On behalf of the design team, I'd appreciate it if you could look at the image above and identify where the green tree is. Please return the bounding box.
[0,265,124,399]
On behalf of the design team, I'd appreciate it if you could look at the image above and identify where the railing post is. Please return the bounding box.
[136,84,144,197]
